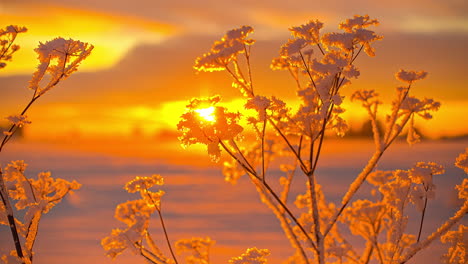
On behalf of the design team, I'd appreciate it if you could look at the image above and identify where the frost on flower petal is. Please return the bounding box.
[124,174,164,193]
[455,148,468,174]
[229,247,270,264]
[395,69,428,83]
[6,115,31,127]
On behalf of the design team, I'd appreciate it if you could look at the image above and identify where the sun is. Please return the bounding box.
[195,106,216,122]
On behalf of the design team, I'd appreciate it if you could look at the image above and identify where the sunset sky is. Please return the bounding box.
[1,1,468,263]
[0,0,467,144]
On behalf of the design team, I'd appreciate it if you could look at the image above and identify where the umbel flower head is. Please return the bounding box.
[177,95,243,162]
[194,26,255,72]
[29,38,93,96]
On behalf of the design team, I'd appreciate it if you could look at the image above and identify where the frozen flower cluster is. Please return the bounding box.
[175,237,215,264]
[5,115,31,128]
[0,25,27,69]
[29,38,93,97]
[0,161,80,262]
[194,26,254,72]
[125,174,164,193]
[229,247,270,264]
[178,95,243,162]
[102,175,169,261]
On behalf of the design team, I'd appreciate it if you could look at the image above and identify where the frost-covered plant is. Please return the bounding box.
[0,25,92,264]
[101,175,178,264]
[103,15,466,264]
[103,175,268,264]
[174,15,467,264]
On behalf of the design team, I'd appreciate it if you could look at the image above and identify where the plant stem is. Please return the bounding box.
[219,141,319,253]
[0,169,25,262]
[324,150,384,237]
[417,193,428,242]
[400,200,468,263]
[156,208,179,264]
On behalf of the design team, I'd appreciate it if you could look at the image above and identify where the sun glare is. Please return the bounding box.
[195,107,216,122]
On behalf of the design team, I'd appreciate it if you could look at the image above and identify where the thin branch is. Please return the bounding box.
[219,140,256,176]
[261,118,267,182]
[417,187,429,242]
[324,150,384,237]
[229,139,257,175]
[219,141,319,253]
[268,118,308,173]
[252,177,310,264]
[156,208,179,264]
[400,200,468,263]
[299,51,317,89]
[243,44,254,92]
[0,169,25,262]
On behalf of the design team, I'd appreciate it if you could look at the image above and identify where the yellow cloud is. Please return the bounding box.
[0,3,179,76]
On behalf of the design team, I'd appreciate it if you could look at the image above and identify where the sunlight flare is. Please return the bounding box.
[195,106,216,122]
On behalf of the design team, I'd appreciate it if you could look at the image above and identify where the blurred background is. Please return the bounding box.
[1,0,467,263]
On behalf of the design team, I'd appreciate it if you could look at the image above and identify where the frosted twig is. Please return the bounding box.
[399,200,468,263]
[0,169,26,262]
[324,150,384,237]
[252,177,310,264]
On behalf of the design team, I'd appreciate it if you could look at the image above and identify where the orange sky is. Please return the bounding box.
[1,2,468,263]
[0,0,467,145]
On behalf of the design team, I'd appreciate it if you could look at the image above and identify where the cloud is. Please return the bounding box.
[0,2,179,75]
